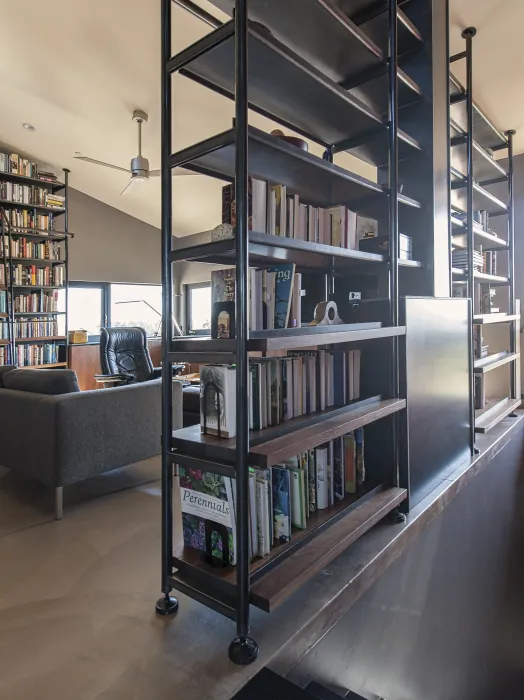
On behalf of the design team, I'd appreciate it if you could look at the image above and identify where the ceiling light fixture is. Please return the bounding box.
[22,123,35,131]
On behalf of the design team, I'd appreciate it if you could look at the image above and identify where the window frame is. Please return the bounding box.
[185,282,212,335]
[68,281,163,342]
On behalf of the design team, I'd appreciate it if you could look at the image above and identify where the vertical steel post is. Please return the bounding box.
[156,0,178,617]
[506,129,517,399]
[228,0,258,666]
[0,209,13,364]
[6,213,14,366]
[63,169,70,366]
[463,27,476,453]
[388,0,403,512]
[446,1,452,297]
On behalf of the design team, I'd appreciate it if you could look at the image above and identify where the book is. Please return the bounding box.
[255,477,271,556]
[344,433,357,494]
[355,428,365,485]
[271,184,286,236]
[307,448,317,513]
[272,467,292,542]
[248,470,259,558]
[334,437,345,500]
[200,364,236,438]
[211,269,236,339]
[179,467,237,565]
[289,467,307,529]
[269,263,296,329]
[315,446,329,509]
[222,177,267,232]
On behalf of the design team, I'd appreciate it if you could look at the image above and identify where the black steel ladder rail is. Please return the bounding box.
[0,207,14,365]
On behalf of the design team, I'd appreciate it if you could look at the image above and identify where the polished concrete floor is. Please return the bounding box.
[0,459,186,700]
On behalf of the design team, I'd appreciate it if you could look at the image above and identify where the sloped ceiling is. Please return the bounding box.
[0,0,520,235]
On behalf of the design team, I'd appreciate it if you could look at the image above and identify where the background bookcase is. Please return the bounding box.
[0,168,70,369]
[158,0,447,663]
[449,28,520,440]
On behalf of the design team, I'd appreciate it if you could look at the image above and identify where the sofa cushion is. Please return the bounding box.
[3,368,80,395]
[0,365,16,387]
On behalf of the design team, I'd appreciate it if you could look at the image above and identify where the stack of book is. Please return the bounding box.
[12,264,64,287]
[3,236,62,260]
[211,264,302,338]
[0,182,48,206]
[250,350,360,430]
[12,319,59,339]
[37,171,58,184]
[16,343,59,367]
[199,356,361,437]
[13,291,60,313]
[452,249,483,272]
[179,431,365,563]
[222,178,360,248]
[45,193,65,210]
[4,208,56,231]
[0,152,39,178]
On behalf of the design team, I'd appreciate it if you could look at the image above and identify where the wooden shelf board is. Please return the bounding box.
[474,272,509,286]
[172,483,407,612]
[170,230,423,271]
[473,313,520,325]
[14,336,66,343]
[475,397,521,434]
[21,362,67,369]
[0,313,8,318]
[9,258,64,266]
[0,172,64,191]
[450,119,507,182]
[170,125,420,217]
[169,324,406,355]
[173,20,420,168]
[0,227,71,240]
[13,311,65,316]
[12,285,64,290]
[474,351,519,374]
[450,169,507,215]
[0,339,9,345]
[0,199,65,213]
[449,73,507,151]
[171,396,406,469]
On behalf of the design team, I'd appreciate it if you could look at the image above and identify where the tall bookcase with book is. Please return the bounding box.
[159,0,437,663]
[0,155,70,370]
[449,28,521,439]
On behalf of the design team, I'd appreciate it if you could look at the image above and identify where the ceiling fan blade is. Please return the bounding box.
[148,168,199,177]
[74,155,130,174]
[120,177,146,196]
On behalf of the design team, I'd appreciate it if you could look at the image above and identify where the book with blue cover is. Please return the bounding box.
[269,264,296,329]
[272,466,291,542]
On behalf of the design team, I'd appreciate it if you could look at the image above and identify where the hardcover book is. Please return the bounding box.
[269,264,296,329]
[289,467,307,529]
[211,269,236,339]
[272,467,291,542]
[179,467,236,565]
[200,364,236,438]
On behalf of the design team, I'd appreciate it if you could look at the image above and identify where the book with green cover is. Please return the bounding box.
[179,467,236,565]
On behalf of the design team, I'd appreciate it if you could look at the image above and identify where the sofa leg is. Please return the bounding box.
[55,486,63,520]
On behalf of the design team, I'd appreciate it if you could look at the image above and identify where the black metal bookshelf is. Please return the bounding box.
[157,0,435,662]
[449,28,520,440]
[0,167,71,369]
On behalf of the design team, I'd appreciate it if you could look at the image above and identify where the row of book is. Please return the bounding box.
[2,236,62,260]
[0,153,58,182]
[0,182,64,209]
[180,431,365,564]
[13,291,60,313]
[454,284,499,314]
[11,264,64,288]
[3,208,57,232]
[482,250,497,276]
[0,291,6,313]
[249,351,360,431]
[222,178,376,249]
[452,249,483,272]
[15,343,59,367]
[200,355,360,438]
[0,347,10,365]
[211,264,300,337]
[0,319,59,339]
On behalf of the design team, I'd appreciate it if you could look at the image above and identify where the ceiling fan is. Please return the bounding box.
[74,110,196,195]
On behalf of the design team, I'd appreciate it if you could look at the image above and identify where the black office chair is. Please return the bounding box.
[95,327,184,385]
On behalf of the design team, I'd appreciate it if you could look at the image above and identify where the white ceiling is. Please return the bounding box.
[0,0,521,234]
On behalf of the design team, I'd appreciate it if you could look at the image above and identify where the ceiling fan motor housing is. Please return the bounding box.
[131,155,149,177]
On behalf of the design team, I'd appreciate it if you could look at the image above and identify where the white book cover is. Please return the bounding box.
[308,205,316,243]
[268,190,276,236]
[252,178,267,233]
[293,357,302,417]
[319,349,326,411]
[316,447,329,509]
[289,272,302,329]
[256,479,270,556]
[249,472,259,558]
[261,363,268,429]
[302,360,307,415]
[293,194,300,239]
[348,350,355,400]
[353,348,361,399]
[308,356,317,413]
[289,468,306,529]
[200,365,236,438]
[347,209,357,249]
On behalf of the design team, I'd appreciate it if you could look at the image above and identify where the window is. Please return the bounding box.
[186,283,211,334]
[68,284,105,340]
[110,284,162,337]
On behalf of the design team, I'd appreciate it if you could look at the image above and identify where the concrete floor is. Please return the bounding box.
[0,459,182,700]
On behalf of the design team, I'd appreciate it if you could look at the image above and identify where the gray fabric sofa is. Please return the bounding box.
[0,368,183,518]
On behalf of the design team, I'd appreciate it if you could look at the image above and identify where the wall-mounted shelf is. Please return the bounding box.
[0,172,64,192]
[450,119,507,183]
[0,200,65,214]
[475,397,521,434]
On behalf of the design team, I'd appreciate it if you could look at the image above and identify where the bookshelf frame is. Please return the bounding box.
[0,168,71,369]
[450,29,520,440]
[158,0,428,662]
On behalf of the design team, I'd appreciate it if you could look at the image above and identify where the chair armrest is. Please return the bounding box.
[152,368,163,379]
